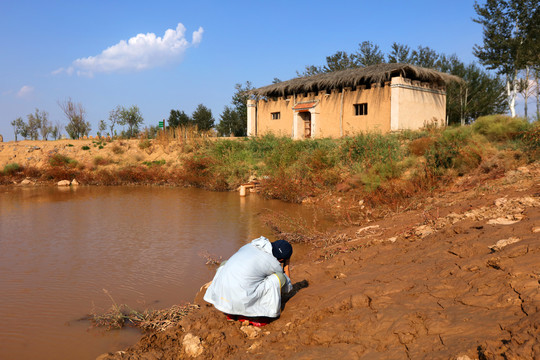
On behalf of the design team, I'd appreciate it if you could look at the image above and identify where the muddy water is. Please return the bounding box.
[0,186,310,360]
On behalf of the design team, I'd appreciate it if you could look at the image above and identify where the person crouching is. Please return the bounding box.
[203,236,293,327]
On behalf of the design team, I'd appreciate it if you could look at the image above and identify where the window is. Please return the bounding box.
[271,112,281,120]
[354,103,368,116]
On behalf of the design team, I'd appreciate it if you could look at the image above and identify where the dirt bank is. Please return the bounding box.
[0,139,184,174]
[95,162,539,359]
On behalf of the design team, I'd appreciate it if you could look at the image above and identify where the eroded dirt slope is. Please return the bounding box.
[99,164,540,360]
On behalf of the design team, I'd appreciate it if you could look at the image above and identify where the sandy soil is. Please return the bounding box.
[0,139,185,173]
[94,163,540,359]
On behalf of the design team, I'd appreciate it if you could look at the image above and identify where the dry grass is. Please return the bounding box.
[89,289,199,332]
[199,250,222,265]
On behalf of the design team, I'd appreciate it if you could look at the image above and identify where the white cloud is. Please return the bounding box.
[17,85,34,98]
[56,23,203,77]
[192,27,204,46]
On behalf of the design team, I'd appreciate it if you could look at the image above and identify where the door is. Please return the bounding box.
[300,111,311,139]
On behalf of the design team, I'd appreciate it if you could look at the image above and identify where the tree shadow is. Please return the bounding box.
[281,280,309,310]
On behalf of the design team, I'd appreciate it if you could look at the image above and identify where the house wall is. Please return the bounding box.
[249,77,445,138]
[390,77,446,130]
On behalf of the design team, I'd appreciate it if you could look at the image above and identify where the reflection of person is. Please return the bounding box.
[203,236,293,327]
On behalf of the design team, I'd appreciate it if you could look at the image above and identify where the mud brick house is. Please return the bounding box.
[247,63,460,139]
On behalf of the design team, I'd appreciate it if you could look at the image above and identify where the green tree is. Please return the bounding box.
[108,106,122,138]
[168,109,192,128]
[216,106,243,137]
[59,98,91,139]
[119,105,144,138]
[217,81,254,136]
[26,109,45,140]
[410,46,440,68]
[473,0,539,117]
[356,41,385,67]
[191,104,214,131]
[10,117,26,141]
[446,61,506,125]
[38,110,52,140]
[323,51,359,72]
[387,43,413,63]
[51,123,60,140]
[98,119,107,138]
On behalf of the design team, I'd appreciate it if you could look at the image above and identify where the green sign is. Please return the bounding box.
[159,121,164,128]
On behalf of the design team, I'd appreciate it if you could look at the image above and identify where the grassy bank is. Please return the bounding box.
[2,115,538,210]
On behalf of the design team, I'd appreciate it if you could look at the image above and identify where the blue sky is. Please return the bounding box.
[0,0,500,141]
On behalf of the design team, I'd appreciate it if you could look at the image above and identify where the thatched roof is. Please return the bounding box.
[251,63,462,97]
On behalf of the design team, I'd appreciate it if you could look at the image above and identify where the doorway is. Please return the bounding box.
[299,111,311,138]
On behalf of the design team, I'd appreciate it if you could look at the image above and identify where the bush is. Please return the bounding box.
[472,115,530,142]
[138,140,152,150]
[93,156,112,166]
[142,160,166,167]
[112,145,125,154]
[3,163,21,175]
[521,122,540,161]
[408,137,435,156]
[82,145,90,150]
[341,133,402,167]
[49,154,78,167]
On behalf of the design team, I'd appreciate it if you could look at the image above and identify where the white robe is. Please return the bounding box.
[203,236,292,318]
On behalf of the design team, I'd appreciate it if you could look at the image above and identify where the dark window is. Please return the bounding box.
[354,103,368,116]
[271,112,281,120]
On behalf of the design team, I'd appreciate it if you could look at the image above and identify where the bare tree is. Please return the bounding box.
[58,98,91,139]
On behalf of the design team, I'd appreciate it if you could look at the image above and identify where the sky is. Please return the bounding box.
[0,0,522,141]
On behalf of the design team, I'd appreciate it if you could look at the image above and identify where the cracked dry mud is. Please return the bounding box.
[99,164,539,360]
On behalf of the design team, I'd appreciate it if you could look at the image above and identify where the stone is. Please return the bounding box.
[71,179,79,186]
[182,333,203,358]
[247,341,262,352]
[415,225,434,238]
[21,179,33,186]
[240,324,261,339]
[57,180,71,186]
[494,197,507,207]
[532,226,540,233]
[488,237,522,252]
[487,216,522,225]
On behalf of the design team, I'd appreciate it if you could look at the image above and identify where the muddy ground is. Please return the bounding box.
[94,162,539,360]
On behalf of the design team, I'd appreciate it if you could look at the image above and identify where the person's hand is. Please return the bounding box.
[283,259,290,278]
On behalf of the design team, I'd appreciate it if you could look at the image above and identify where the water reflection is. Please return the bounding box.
[0,186,308,360]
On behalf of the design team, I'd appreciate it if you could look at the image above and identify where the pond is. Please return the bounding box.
[0,186,310,360]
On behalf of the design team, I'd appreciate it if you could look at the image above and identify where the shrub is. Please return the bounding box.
[425,126,485,175]
[341,133,402,168]
[3,163,21,175]
[142,160,166,167]
[139,140,152,150]
[49,154,78,167]
[93,156,112,166]
[112,145,125,154]
[82,145,90,150]
[408,137,435,156]
[472,115,530,142]
[521,122,540,161]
